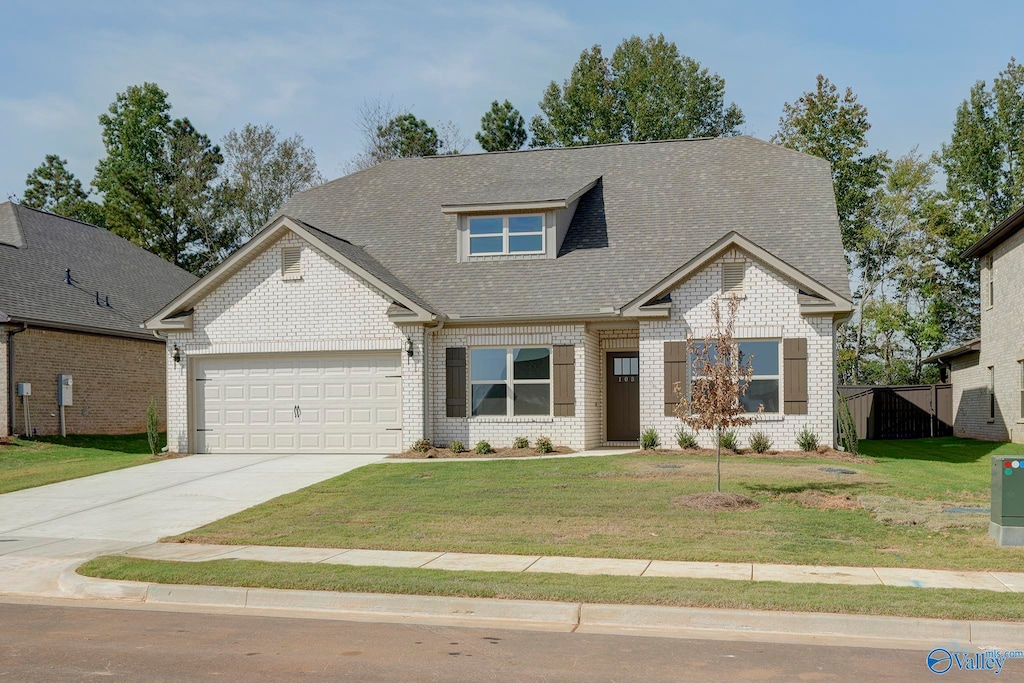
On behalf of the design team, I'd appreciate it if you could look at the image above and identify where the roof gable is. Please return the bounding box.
[146,216,436,329]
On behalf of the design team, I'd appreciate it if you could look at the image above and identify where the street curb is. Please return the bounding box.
[58,566,1024,648]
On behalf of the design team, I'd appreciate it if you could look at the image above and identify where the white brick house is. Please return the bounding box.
[929,204,1024,443]
[147,137,853,454]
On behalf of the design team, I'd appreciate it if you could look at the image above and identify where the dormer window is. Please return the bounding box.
[469,215,545,256]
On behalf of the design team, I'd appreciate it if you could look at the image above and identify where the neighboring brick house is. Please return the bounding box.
[0,203,197,437]
[147,137,853,455]
[927,205,1024,443]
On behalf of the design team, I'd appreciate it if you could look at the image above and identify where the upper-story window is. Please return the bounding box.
[469,215,544,256]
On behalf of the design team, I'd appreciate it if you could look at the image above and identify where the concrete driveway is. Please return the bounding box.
[0,453,380,597]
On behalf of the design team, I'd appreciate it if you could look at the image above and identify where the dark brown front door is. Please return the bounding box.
[606,352,640,441]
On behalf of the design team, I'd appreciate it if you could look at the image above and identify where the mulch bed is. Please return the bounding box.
[391,446,575,459]
[637,447,874,464]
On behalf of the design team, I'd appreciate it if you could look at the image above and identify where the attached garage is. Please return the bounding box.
[194,353,402,454]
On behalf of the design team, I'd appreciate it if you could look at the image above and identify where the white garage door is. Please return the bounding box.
[195,353,402,454]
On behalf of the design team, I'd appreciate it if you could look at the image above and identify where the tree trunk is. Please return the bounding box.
[715,427,722,493]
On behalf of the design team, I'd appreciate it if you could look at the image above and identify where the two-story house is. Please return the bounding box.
[928,205,1024,443]
[145,137,853,455]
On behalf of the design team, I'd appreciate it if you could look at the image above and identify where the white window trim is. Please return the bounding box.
[687,338,781,415]
[468,215,545,256]
[1018,359,1024,423]
[985,256,994,310]
[469,346,553,417]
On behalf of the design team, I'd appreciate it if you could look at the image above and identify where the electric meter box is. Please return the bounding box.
[57,374,73,406]
[16,382,31,396]
[991,455,1024,545]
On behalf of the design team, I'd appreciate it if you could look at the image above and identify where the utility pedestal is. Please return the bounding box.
[991,455,1024,546]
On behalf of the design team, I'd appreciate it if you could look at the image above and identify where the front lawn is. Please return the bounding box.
[0,433,166,494]
[78,556,1024,622]
[168,437,1024,571]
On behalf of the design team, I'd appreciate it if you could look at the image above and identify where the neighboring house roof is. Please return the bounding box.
[923,338,981,364]
[962,203,1024,259]
[278,136,851,320]
[0,203,198,338]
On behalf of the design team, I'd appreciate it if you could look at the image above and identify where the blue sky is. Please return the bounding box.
[1,0,1020,202]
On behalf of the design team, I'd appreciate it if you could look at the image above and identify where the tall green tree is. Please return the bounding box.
[529,34,743,148]
[22,154,104,225]
[772,75,887,255]
[939,57,1024,337]
[220,123,323,241]
[93,83,226,273]
[476,100,527,152]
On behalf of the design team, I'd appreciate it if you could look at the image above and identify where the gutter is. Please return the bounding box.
[7,323,28,436]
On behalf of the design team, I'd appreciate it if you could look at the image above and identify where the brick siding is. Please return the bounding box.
[6,327,165,436]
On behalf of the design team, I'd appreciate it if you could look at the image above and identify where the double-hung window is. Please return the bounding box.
[470,347,551,416]
[469,215,544,255]
[687,340,780,413]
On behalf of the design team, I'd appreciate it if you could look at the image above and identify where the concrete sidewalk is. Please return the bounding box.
[120,542,1024,592]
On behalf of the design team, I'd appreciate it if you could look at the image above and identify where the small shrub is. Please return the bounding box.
[675,426,699,449]
[412,438,431,453]
[475,440,492,455]
[748,430,773,453]
[716,429,739,452]
[536,436,554,454]
[512,436,529,449]
[146,399,160,456]
[639,427,661,450]
[449,440,466,454]
[796,427,820,452]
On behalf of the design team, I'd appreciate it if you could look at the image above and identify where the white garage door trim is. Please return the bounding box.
[192,352,402,454]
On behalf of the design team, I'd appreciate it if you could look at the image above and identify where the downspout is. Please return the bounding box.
[423,318,445,443]
[7,323,28,436]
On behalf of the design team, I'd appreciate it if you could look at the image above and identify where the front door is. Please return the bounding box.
[606,352,640,441]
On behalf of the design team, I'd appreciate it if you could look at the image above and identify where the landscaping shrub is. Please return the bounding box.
[837,392,859,455]
[412,439,431,453]
[146,399,159,456]
[535,436,553,454]
[675,427,699,449]
[639,427,661,450]
[449,440,466,454]
[716,429,739,452]
[796,427,820,452]
[475,440,492,455]
[748,430,773,453]
[513,436,529,449]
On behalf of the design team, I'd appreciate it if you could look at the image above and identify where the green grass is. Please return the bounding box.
[78,555,1024,622]
[168,437,1024,572]
[0,433,166,494]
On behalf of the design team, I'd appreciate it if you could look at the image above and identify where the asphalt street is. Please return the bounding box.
[0,601,953,682]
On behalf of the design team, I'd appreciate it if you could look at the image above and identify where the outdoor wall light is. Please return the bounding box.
[405,336,414,357]
[173,344,182,364]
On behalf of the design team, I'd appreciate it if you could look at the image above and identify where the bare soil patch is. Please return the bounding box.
[392,446,575,459]
[673,492,760,511]
[786,490,860,510]
[858,494,989,531]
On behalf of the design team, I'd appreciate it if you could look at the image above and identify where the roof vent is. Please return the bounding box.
[722,262,745,295]
[281,246,302,280]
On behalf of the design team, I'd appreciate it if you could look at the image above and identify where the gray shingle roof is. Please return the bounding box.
[0,203,198,337]
[282,136,850,319]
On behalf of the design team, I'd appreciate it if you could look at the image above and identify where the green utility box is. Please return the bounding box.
[991,455,1024,546]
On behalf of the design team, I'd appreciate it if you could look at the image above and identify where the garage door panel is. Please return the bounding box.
[196,353,402,454]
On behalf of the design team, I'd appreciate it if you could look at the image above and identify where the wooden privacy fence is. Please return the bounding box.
[838,384,953,440]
